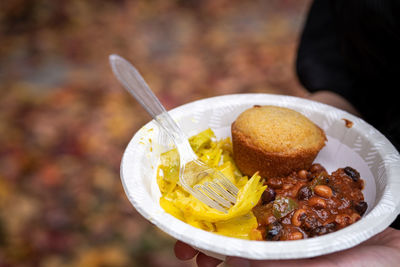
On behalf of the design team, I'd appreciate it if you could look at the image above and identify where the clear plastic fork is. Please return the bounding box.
[109,54,239,213]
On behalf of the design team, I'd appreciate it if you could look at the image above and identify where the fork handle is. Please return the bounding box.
[109,54,197,163]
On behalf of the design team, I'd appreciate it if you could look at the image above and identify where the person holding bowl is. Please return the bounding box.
[174,0,400,266]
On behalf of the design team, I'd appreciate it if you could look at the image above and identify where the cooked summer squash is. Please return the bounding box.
[157,129,266,240]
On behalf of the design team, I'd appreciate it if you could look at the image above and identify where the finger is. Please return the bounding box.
[196,252,223,267]
[174,241,198,260]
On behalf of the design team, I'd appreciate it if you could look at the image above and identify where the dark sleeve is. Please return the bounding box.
[297,0,400,124]
[296,0,355,102]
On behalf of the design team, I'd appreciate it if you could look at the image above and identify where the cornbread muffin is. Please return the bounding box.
[231,105,326,178]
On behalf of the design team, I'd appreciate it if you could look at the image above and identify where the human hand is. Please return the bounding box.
[174,227,400,267]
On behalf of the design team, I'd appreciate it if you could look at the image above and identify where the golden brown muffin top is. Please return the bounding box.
[232,105,326,154]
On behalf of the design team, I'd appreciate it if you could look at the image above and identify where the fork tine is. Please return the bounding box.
[200,183,233,209]
[209,182,237,204]
[217,177,239,196]
[193,185,228,213]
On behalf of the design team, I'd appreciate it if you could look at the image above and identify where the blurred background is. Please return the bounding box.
[0,0,310,266]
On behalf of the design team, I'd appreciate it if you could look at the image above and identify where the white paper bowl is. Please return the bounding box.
[120,94,400,259]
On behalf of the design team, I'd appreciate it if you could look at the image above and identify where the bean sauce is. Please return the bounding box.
[252,164,367,241]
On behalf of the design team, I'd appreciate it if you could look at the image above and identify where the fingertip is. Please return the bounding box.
[174,241,198,260]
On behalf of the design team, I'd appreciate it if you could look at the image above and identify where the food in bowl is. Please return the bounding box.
[232,105,326,178]
[156,128,367,241]
[253,164,367,241]
[156,106,367,241]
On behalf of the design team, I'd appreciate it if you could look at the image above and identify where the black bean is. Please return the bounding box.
[316,223,335,236]
[266,222,282,241]
[325,222,337,230]
[300,213,307,221]
[354,201,368,216]
[309,223,336,237]
[302,216,318,231]
[262,187,276,204]
[298,186,312,200]
[344,167,360,182]
[313,226,326,236]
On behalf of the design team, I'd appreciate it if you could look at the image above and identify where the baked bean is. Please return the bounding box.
[288,231,303,240]
[298,170,308,180]
[314,185,333,198]
[268,178,283,189]
[335,214,352,227]
[308,196,326,209]
[289,183,304,198]
[310,163,325,173]
[291,209,307,227]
